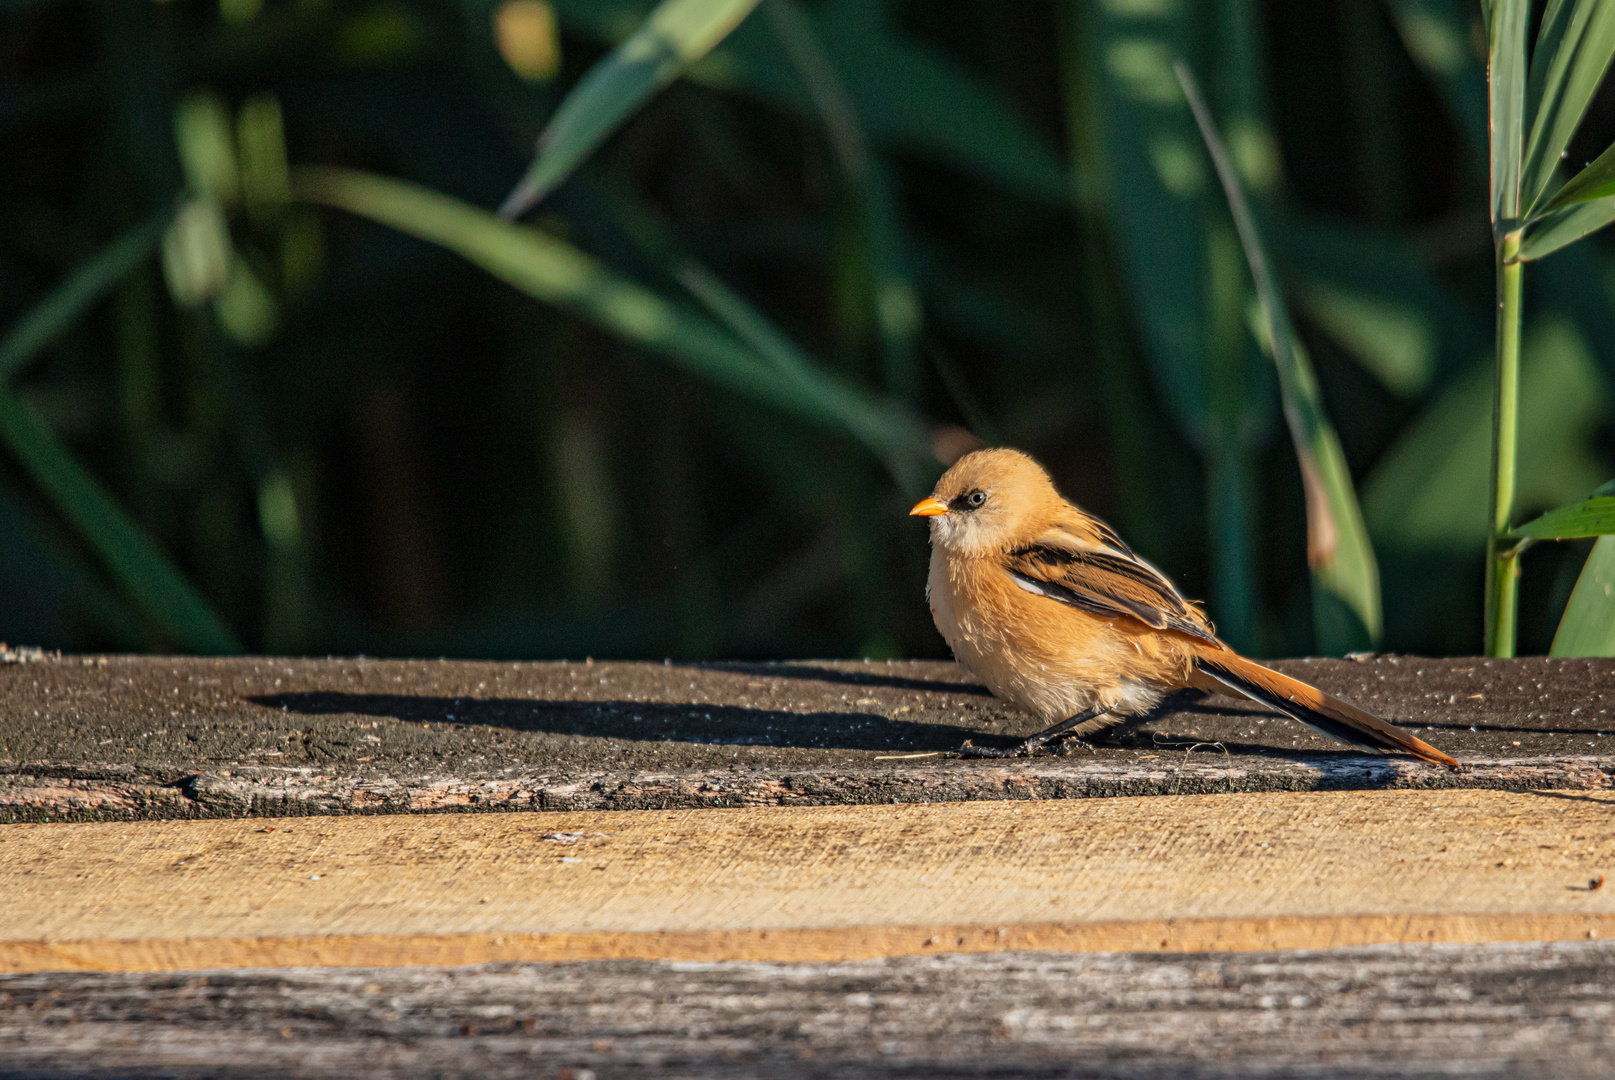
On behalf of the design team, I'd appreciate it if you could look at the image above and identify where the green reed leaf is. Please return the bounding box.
[1537,138,1615,213]
[499,0,762,219]
[546,0,1068,204]
[295,166,936,491]
[1519,194,1615,259]
[1521,0,1615,215]
[675,259,933,493]
[1551,534,1615,655]
[0,385,238,653]
[0,213,168,382]
[1178,61,1382,646]
[1510,495,1615,539]
[1489,0,1530,223]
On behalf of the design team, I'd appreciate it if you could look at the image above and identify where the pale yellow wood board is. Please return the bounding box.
[2,790,1611,972]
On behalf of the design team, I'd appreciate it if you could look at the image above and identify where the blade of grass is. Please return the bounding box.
[1521,194,1615,258]
[1490,0,1529,225]
[0,385,238,652]
[1521,0,1615,215]
[1538,138,1615,211]
[674,260,933,493]
[0,212,169,381]
[499,0,762,219]
[1177,60,1383,647]
[765,0,920,403]
[295,165,936,491]
[545,0,1069,204]
[1510,495,1615,539]
[1550,535,1615,655]
[573,165,937,474]
[1387,0,1615,267]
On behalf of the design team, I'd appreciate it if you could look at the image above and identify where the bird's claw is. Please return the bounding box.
[954,739,1027,759]
[1054,738,1099,757]
[954,736,1097,759]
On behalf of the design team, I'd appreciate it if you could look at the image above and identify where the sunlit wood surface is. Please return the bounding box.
[5,789,1610,973]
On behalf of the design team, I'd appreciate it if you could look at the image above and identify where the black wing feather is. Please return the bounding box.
[1006,541,1218,644]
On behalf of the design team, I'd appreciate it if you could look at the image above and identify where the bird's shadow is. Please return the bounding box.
[248,686,1421,764]
[248,692,974,753]
[690,660,995,697]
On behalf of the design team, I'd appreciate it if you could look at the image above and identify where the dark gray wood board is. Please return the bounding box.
[3,942,1612,1078]
[1,654,1612,820]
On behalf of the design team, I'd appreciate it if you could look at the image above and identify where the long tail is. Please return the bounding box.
[1193,649,1459,770]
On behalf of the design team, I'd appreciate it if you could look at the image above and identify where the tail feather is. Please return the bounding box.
[1195,651,1459,771]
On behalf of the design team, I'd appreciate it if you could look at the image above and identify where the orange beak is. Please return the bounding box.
[909,496,948,517]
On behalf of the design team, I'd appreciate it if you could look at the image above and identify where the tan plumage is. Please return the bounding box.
[911,448,1458,769]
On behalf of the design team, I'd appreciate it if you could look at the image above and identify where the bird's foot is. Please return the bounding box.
[954,739,1029,759]
[1051,737,1098,756]
[955,737,1094,759]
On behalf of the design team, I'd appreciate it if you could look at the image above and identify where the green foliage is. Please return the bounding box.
[0,388,238,653]
[295,165,935,492]
[550,0,1069,203]
[0,211,237,653]
[1363,318,1608,552]
[1541,141,1615,210]
[1551,537,1615,656]
[1480,0,1615,655]
[1520,0,1615,218]
[1067,0,1275,650]
[1295,283,1435,399]
[6,0,1615,661]
[1520,479,1615,657]
[1176,62,1381,650]
[501,0,763,219]
[1488,0,1529,224]
[0,216,169,381]
[1511,497,1615,541]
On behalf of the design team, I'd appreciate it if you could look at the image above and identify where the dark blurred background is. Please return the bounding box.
[2,0,1612,661]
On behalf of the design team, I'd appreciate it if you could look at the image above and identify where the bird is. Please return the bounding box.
[909,447,1458,769]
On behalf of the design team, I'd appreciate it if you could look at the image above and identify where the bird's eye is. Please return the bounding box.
[966,490,987,508]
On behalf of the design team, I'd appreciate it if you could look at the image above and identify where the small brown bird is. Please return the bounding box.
[910,448,1458,769]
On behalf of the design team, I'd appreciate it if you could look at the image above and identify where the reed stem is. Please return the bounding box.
[1484,229,1523,657]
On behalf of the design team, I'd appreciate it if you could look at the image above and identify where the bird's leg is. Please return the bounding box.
[957,706,1109,758]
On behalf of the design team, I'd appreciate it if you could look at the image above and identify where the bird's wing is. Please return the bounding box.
[1004,523,1218,644]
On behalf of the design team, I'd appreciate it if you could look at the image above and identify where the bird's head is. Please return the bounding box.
[909,447,1060,556]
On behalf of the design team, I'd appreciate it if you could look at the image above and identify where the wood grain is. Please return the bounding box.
[7,943,1615,1077]
[3,789,1612,972]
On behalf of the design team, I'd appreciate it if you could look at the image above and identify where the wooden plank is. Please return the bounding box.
[7,943,1615,1077]
[4,790,1611,973]
[3,655,1614,822]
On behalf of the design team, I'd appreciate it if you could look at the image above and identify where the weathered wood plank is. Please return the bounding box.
[1,655,1612,820]
[3,790,1611,973]
[4,943,1614,1077]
